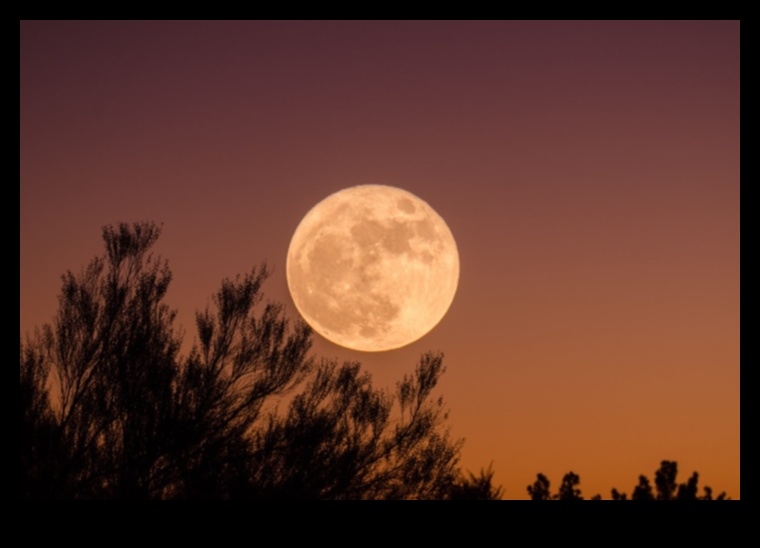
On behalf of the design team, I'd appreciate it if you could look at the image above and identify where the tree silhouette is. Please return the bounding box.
[617,460,728,501]
[556,471,583,500]
[528,460,729,500]
[20,339,58,499]
[527,473,552,500]
[630,476,654,500]
[654,460,678,500]
[241,353,461,499]
[527,472,585,500]
[20,222,461,499]
[21,223,184,498]
[448,464,504,500]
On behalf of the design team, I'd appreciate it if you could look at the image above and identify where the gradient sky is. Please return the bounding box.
[20,20,740,499]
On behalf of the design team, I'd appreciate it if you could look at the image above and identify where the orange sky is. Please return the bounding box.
[20,20,740,498]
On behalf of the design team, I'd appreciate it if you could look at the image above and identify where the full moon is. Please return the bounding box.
[286,185,459,352]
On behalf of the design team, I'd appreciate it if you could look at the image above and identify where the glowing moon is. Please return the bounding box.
[286,184,459,352]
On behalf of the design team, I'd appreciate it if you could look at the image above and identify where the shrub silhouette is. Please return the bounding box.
[20,222,461,499]
[448,464,504,500]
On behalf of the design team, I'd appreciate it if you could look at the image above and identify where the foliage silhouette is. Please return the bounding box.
[527,473,552,500]
[620,460,728,501]
[20,222,462,499]
[528,460,729,500]
[556,471,583,500]
[448,464,504,500]
[527,472,584,500]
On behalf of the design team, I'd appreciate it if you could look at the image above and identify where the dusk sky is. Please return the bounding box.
[20,21,740,499]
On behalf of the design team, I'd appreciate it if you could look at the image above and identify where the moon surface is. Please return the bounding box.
[286,184,459,352]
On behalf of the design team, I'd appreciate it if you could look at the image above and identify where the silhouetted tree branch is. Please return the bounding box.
[244,353,461,499]
[20,222,462,499]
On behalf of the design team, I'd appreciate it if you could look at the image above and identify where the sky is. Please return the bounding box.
[20,20,740,499]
